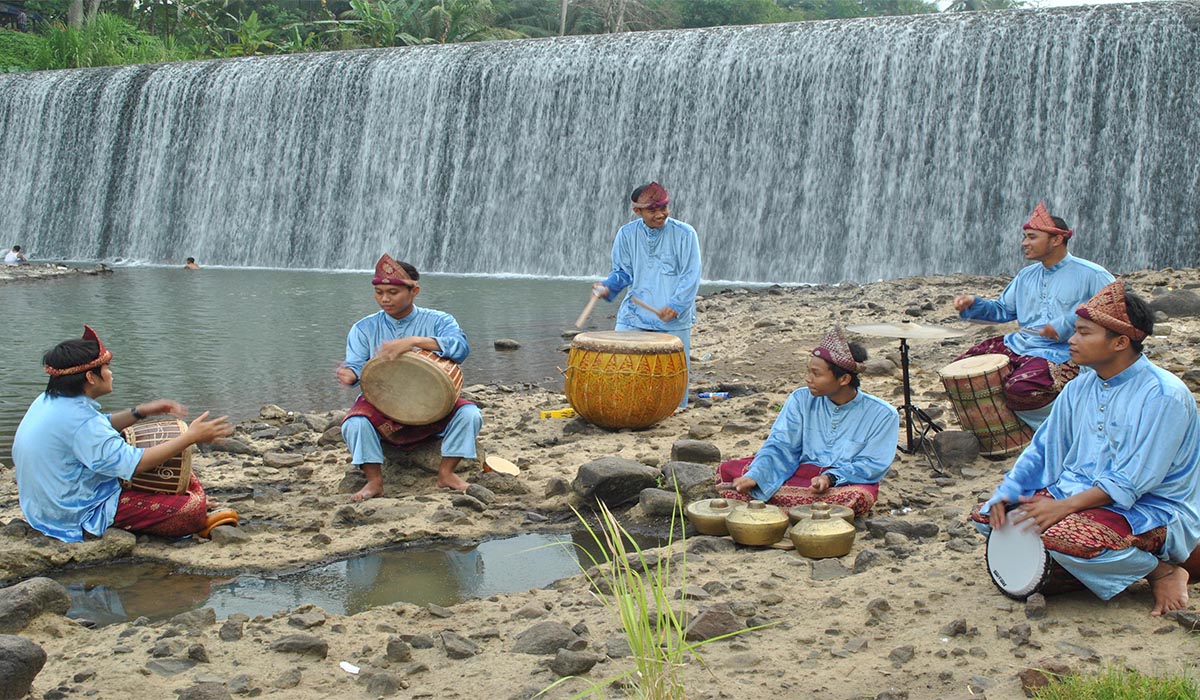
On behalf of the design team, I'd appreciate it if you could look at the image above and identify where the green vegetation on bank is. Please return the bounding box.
[1032,667,1199,700]
[0,0,1025,72]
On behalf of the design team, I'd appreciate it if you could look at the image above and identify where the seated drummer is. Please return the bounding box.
[11,326,234,543]
[715,326,899,517]
[953,202,1113,428]
[337,255,483,500]
[970,281,1200,616]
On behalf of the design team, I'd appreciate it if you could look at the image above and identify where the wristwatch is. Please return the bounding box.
[130,406,145,420]
[825,473,839,487]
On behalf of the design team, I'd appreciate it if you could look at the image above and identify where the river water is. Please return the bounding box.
[0,267,723,463]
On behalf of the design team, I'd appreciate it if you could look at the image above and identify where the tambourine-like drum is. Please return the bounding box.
[360,348,463,426]
[121,419,193,494]
[986,522,1051,599]
[564,331,688,429]
[939,354,1033,457]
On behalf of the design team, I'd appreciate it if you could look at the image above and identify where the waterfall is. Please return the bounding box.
[1,2,1197,283]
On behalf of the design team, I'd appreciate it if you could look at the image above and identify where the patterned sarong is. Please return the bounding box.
[969,491,1167,559]
[343,396,474,449]
[111,474,208,538]
[715,457,879,516]
[955,336,1079,411]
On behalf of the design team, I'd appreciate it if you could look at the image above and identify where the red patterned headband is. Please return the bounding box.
[812,325,865,374]
[44,325,112,377]
[1022,201,1073,240]
[1076,280,1147,342]
[633,182,669,210]
[372,254,415,288]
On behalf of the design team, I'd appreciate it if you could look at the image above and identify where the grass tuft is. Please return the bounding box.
[1032,666,1199,700]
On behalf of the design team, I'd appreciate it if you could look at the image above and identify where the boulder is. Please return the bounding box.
[660,461,717,501]
[512,622,585,655]
[670,440,722,464]
[932,431,981,471]
[571,457,660,507]
[0,635,46,700]
[0,578,71,634]
[638,489,680,517]
[1149,289,1200,318]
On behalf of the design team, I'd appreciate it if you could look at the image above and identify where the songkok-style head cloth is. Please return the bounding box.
[1022,201,1073,240]
[44,325,112,377]
[372,254,415,288]
[1075,279,1147,342]
[812,325,866,374]
[633,182,670,210]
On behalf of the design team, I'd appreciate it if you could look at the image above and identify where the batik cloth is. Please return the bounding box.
[111,475,208,538]
[955,336,1080,411]
[716,458,879,516]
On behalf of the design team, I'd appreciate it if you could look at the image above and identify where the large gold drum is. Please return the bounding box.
[564,331,688,430]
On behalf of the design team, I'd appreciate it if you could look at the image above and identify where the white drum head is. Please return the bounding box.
[361,353,457,425]
[986,518,1050,599]
[940,353,1009,379]
[484,455,520,476]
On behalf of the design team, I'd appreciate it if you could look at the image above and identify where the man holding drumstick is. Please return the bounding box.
[337,255,483,500]
[971,281,1200,616]
[592,182,702,408]
[954,202,1112,428]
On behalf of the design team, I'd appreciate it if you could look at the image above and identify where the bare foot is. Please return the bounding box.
[350,483,384,502]
[1149,563,1189,616]
[436,473,470,492]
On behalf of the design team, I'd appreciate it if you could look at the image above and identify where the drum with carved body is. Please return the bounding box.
[121,419,193,494]
[360,348,463,426]
[564,331,688,429]
[939,354,1033,457]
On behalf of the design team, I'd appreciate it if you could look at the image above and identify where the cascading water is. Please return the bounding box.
[0,3,1197,284]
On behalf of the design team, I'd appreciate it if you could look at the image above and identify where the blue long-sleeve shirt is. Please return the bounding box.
[601,217,701,331]
[983,356,1200,563]
[343,307,470,385]
[959,254,1113,363]
[742,388,899,502]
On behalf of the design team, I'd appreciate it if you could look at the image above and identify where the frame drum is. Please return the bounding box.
[360,348,464,426]
[121,419,193,494]
[986,521,1051,600]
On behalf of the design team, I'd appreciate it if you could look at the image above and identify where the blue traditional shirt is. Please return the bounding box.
[983,356,1200,563]
[742,388,899,502]
[958,254,1113,363]
[343,307,470,385]
[12,394,144,543]
[601,217,702,332]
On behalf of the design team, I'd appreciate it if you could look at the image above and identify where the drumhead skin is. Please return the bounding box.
[361,351,461,425]
[571,330,684,354]
[986,520,1051,600]
[939,353,1009,379]
[484,455,520,475]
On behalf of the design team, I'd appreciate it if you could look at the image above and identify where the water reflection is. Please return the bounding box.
[55,530,660,626]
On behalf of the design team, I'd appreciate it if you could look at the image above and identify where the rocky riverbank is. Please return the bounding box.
[0,263,112,285]
[1,268,1200,699]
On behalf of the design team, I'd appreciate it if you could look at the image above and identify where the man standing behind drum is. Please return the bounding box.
[337,255,483,500]
[972,281,1200,616]
[592,182,701,408]
[12,326,234,542]
[953,202,1113,427]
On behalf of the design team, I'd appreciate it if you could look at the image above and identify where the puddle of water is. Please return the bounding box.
[53,530,663,626]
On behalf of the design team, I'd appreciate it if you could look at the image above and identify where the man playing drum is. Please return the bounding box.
[953,202,1113,428]
[12,326,234,543]
[592,182,701,408]
[971,281,1200,616]
[337,255,483,500]
[714,326,900,517]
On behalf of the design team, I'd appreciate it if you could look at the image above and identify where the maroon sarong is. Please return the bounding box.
[955,336,1079,411]
[969,490,1167,559]
[714,457,880,517]
[111,474,208,537]
[343,395,474,449]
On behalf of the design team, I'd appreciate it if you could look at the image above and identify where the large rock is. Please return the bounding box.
[0,635,46,700]
[638,489,680,517]
[0,578,71,634]
[512,622,585,655]
[660,461,717,502]
[932,431,981,471]
[268,634,328,659]
[549,649,601,678]
[670,440,722,465]
[684,604,744,642]
[1149,289,1200,318]
[572,457,660,507]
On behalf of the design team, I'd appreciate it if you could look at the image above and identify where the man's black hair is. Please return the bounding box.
[1105,292,1154,353]
[829,342,869,389]
[1050,215,1070,247]
[397,261,419,281]
[630,185,648,203]
[43,339,102,397]
[12,245,20,252]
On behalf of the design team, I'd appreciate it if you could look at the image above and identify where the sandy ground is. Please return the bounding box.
[2,266,1200,699]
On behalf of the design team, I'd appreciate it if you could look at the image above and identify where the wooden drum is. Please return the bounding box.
[564,331,688,430]
[121,419,193,494]
[939,354,1034,457]
[360,348,463,426]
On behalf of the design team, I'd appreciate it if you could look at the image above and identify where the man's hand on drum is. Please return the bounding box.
[377,337,420,362]
[1011,494,1072,533]
[732,476,757,495]
[184,411,234,444]
[953,294,976,312]
[987,500,1010,530]
[656,306,678,322]
[335,365,358,386]
[808,475,832,495]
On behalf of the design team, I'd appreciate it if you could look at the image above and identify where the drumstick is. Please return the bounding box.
[629,296,660,315]
[574,291,600,329]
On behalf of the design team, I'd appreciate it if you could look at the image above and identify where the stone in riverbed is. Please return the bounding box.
[638,488,679,517]
[549,649,601,677]
[932,431,980,470]
[513,622,585,655]
[0,577,70,634]
[385,636,412,662]
[1149,289,1200,317]
[365,671,405,696]
[263,452,305,468]
[494,338,522,350]
[571,457,659,507]
[441,630,480,659]
[175,682,232,700]
[451,494,487,513]
[687,536,736,554]
[660,460,718,501]
[670,440,721,464]
[170,607,216,631]
[218,619,244,642]
[0,634,46,699]
[269,634,328,658]
[209,526,250,546]
[684,604,743,642]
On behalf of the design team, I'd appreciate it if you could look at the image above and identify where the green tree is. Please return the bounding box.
[677,0,782,28]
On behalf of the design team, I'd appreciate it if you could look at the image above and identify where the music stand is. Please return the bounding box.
[846,322,966,455]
